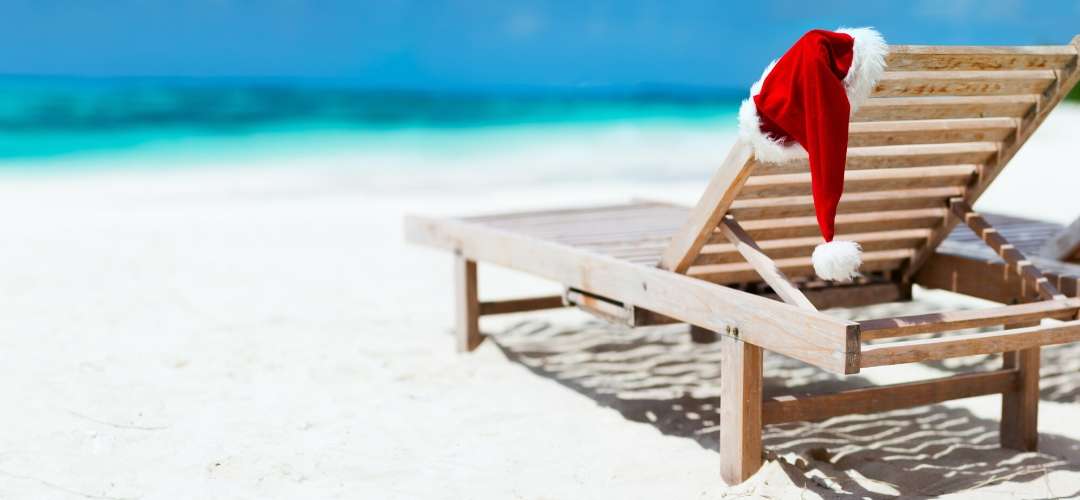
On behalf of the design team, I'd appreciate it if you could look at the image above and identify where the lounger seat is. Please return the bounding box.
[406,36,1080,484]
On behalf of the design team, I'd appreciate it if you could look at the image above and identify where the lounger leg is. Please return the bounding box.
[1001,346,1040,451]
[719,334,763,484]
[454,254,483,352]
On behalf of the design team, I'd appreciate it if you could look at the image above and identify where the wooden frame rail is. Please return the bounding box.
[763,369,1017,424]
[479,295,566,316]
[859,298,1080,340]
[861,319,1080,368]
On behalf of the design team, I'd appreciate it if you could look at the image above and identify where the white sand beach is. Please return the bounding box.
[2,105,1080,499]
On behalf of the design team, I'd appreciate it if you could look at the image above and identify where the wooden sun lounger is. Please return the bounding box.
[405,37,1080,484]
[1039,214,1080,262]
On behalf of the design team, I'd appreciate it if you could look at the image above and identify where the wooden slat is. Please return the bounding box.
[659,140,755,273]
[720,208,947,242]
[951,199,1064,300]
[485,205,686,233]
[717,217,816,310]
[534,222,683,245]
[739,166,976,199]
[478,295,566,316]
[886,45,1077,71]
[695,229,931,265]
[728,187,959,220]
[1039,215,1080,261]
[872,70,1057,97]
[749,143,997,176]
[859,298,1080,340]
[848,117,1016,147]
[688,249,912,284]
[853,95,1039,122]
[861,319,1080,368]
[762,369,1017,424]
[468,201,673,225]
[406,215,861,373]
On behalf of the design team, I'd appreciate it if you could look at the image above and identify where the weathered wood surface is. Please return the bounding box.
[848,117,1016,147]
[454,256,483,352]
[688,249,912,285]
[405,214,860,373]
[917,252,1039,304]
[448,200,1080,297]
[1001,345,1040,451]
[790,282,909,310]
[950,199,1064,299]
[886,45,1078,71]
[448,199,1079,297]
[418,38,1080,303]
[872,70,1057,97]
[1039,215,1080,262]
[659,37,1074,286]
[860,299,1080,340]
[478,295,566,316]
[739,166,975,198]
[696,229,931,266]
[720,336,763,484]
[717,216,816,310]
[748,143,996,175]
[727,187,961,220]
[853,95,1037,122]
[763,369,1017,424]
[916,233,1080,305]
[860,319,1080,368]
[729,209,947,242]
[903,36,1080,280]
[563,288,633,324]
[659,140,755,273]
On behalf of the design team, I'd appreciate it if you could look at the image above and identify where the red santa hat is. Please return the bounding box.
[737,28,887,281]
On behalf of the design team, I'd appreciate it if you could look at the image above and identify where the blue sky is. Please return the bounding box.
[2,0,1079,90]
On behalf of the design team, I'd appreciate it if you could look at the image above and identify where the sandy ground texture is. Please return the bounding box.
[2,106,1080,499]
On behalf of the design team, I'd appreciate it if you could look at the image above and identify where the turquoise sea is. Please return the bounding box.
[0,77,742,174]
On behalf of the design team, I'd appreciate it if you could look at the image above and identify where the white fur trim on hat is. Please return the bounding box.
[737,27,888,164]
[812,239,862,282]
[737,61,807,163]
[835,27,888,115]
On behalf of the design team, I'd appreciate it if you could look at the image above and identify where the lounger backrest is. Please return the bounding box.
[660,37,1080,286]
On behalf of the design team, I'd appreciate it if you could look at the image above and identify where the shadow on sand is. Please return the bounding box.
[491,319,1080,498]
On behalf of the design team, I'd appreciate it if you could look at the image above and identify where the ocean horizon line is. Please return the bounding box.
[0,74,747,99]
